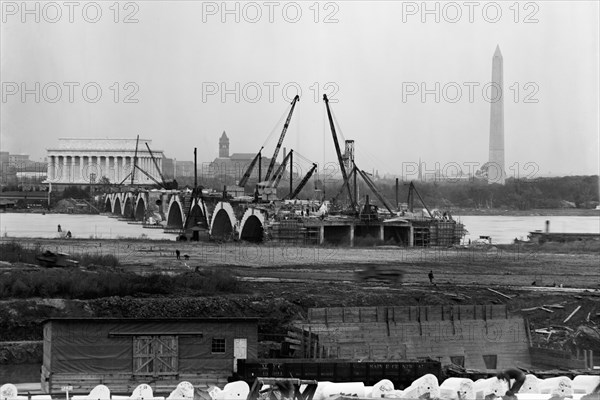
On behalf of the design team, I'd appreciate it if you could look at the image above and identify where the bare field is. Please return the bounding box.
[1,237,599,350]
[6,238,599,289]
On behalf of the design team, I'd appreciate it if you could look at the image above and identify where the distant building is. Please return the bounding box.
[41,317,258,394]
[0,151,15,186]
[8,154,30,165]
[0,151,46,187]
[176,160,196,177]
[46,138,164,186]
[162,156,175,180]
[209,131,276,182]
[219,130,230,158]
[1,151,10,167]
[161,157,197,180]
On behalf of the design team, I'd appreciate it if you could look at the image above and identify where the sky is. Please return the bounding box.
[1,0,599,180]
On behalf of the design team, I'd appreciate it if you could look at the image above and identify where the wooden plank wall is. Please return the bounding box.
[298,306,530,370]
[529,347,587,370]
[307,305,508,324]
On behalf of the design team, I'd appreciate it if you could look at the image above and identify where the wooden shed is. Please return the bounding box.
[41,317,258,394]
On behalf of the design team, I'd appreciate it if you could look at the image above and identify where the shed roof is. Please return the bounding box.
[43,317,259,324]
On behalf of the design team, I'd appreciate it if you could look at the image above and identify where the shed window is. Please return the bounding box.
[212,338,226,353]
[133,336,178,376]
[482,354,497,369]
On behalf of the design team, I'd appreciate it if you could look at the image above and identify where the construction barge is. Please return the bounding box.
[529,220,600,244]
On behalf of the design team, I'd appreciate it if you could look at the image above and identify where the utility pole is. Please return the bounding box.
[289,151,293,196]
[258,150,262,183]
[194,148,198,189]
[395,178,399,210]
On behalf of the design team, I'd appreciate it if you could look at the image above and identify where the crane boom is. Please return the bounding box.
[135,165,163,188]
[238,147,263,187]
[331,165,356,204]
[287,163,317,199]
[130,135,139,185]
[357,168,394,215]
[119,171,132,186]
[145,142,167,187]
[269,149,293,188]
[265,95,299,181]
[323,94,355,210]
[408,182,433,218]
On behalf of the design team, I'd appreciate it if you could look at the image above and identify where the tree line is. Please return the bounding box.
[333,175,600,210]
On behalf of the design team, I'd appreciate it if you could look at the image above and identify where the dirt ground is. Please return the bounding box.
[2,237,599,351]
[12,238,599,288]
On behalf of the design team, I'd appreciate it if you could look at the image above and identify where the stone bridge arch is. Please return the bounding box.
[239,208,267,242]
[166,195,184,228]
[113,196,122,215]
[104,195,113,212]
[210,201,237,241]
[134,193,147,221]
[185,198,208,229]
[111,193,126,215]
[123,193,135,218]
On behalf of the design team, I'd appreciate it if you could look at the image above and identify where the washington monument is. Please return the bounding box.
[488,45,506,184]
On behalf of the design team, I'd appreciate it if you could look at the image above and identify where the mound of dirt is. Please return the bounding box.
[0,341,42,365]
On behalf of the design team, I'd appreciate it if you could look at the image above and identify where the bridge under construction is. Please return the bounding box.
[100,95,465,247]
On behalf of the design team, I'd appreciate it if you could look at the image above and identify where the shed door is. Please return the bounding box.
[233,338,247,372]
[133,335,178,377]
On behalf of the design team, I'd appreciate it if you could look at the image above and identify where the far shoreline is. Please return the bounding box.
[452,208,600,217]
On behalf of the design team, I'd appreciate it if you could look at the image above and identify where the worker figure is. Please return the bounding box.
[66,231,72,238]
[428,270,434,284]
[57,224,62,232]
[269,381,294,400]
[175,249,180,260]
[496,368,526,399]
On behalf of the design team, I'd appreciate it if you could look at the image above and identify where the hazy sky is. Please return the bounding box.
[1,0,598,179]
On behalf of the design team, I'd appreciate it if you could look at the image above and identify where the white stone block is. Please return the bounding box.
[440,377,475,400]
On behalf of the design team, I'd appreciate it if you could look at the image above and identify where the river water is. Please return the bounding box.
[1,212,598,244]
[0,213,175,240]
[457,215,600,243]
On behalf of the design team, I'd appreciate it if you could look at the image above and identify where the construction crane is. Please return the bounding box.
[356,167,394,215]
[238,147,264,187]
[134,165,164,188]
[117,163,163,189]
[117,135,140,187]
[329,164,393,215]
[268,149,293,188]
[407,181,433,218]
[145,142,167,188]
[130,135,139,185]
[323,94,356,211]
[264,95,300,181]
[118,172,132,186]
[286,163,317,200]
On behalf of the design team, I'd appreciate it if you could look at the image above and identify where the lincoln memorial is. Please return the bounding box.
[46,138,164,186]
